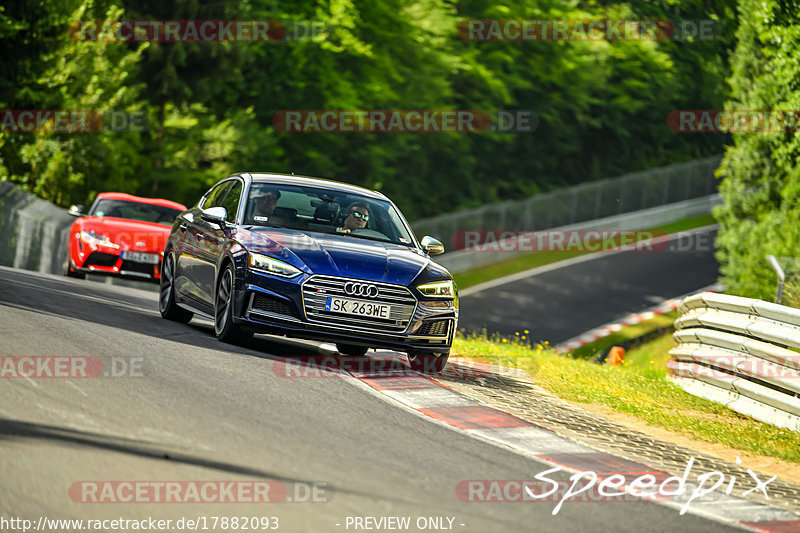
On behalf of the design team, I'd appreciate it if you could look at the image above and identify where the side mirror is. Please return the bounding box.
[420,236,445,256]
[201,206,227,226]
[68,205,84,217]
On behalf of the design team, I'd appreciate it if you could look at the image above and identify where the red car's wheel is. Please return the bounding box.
[62,247,85,279]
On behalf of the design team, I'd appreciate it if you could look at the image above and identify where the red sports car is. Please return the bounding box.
[63,192,187,282]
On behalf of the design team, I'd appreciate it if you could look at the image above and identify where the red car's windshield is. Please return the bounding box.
[89,199,182,226]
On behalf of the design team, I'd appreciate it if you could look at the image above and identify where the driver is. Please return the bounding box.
[338,201,369,234]
[250,188,282,223]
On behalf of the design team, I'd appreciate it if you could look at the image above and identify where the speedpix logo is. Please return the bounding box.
[457,457,775,516]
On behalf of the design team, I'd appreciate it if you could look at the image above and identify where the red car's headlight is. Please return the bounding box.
[79,231,120,249]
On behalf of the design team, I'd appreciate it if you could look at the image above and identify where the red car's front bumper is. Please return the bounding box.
[69,236,163,281]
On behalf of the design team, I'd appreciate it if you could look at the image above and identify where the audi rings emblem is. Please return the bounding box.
[344,282,379,298]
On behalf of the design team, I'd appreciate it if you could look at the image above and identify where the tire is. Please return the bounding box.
[62,248,85,279]
[159,252,193,323]
[408,351,449,374]
[336,343,369,357]
[214,263,253,345]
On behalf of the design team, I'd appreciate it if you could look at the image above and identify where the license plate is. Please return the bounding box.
[123,251,160,264]
[325,297,390,319]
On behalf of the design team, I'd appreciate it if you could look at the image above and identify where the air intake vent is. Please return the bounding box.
[416,320,450,337]
[252,293,292,316]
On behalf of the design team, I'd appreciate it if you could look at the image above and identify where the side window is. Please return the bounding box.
[203,181,233,209]
[218,181,243,222]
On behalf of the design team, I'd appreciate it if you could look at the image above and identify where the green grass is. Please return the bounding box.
[452,331,800,463]
[569,311,677,360]
[624,333,675,374]
[454,214,717,290]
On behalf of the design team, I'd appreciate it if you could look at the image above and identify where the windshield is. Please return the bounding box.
[89,199,183,226]
[244,183,416,247]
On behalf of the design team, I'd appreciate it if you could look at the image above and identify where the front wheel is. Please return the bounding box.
[215,263,253,345]
[408,351,449,374]
[159,252,193,323]
[62,248,85,279]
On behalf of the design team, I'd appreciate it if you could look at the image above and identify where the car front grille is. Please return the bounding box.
[302,275,417,333]
[416,319,450,337]
[85,252,118,267]
[252,293,292,316]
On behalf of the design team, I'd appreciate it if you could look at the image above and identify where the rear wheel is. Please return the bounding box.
[159,252,193,323]
[62,248,85,279]
[215,263,253,345]
[336,343,369,357]
[408,351,449,374]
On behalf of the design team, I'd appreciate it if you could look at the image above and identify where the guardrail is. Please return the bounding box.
[437,194,721,274]
[413,155,721,252]
[670,292,800,431]
[0,181,74,275]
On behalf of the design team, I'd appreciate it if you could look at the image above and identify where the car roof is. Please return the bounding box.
[244,173,389,201]
[96,192,187,211]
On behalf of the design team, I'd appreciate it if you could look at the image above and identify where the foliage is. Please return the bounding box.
[715,0,800,300]
[1,0,735,221]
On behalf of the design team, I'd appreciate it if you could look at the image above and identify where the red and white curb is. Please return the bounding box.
[345,353,799,532]
[556,283,724,352]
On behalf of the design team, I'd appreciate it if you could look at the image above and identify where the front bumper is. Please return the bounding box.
[73,245,162,281]
[233,271,457,353]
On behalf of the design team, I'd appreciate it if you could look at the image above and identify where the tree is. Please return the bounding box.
[715,0,800,300]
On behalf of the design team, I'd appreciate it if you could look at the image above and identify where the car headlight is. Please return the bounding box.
[416,280,455,298]
[247,252,302,278]
[79,231,119,249]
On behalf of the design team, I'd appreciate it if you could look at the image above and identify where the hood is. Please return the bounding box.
[75,216,172,251]
[238,228,448,286]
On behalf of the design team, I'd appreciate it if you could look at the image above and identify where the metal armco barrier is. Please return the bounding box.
[0,181,74,275]
[413,155,721,252]
[670,292,800,431]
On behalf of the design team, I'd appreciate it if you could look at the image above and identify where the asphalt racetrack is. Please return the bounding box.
[0,265,738,532]
[457,227,720,343]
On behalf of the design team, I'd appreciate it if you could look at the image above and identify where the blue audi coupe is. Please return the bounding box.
[159,173,458,373]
